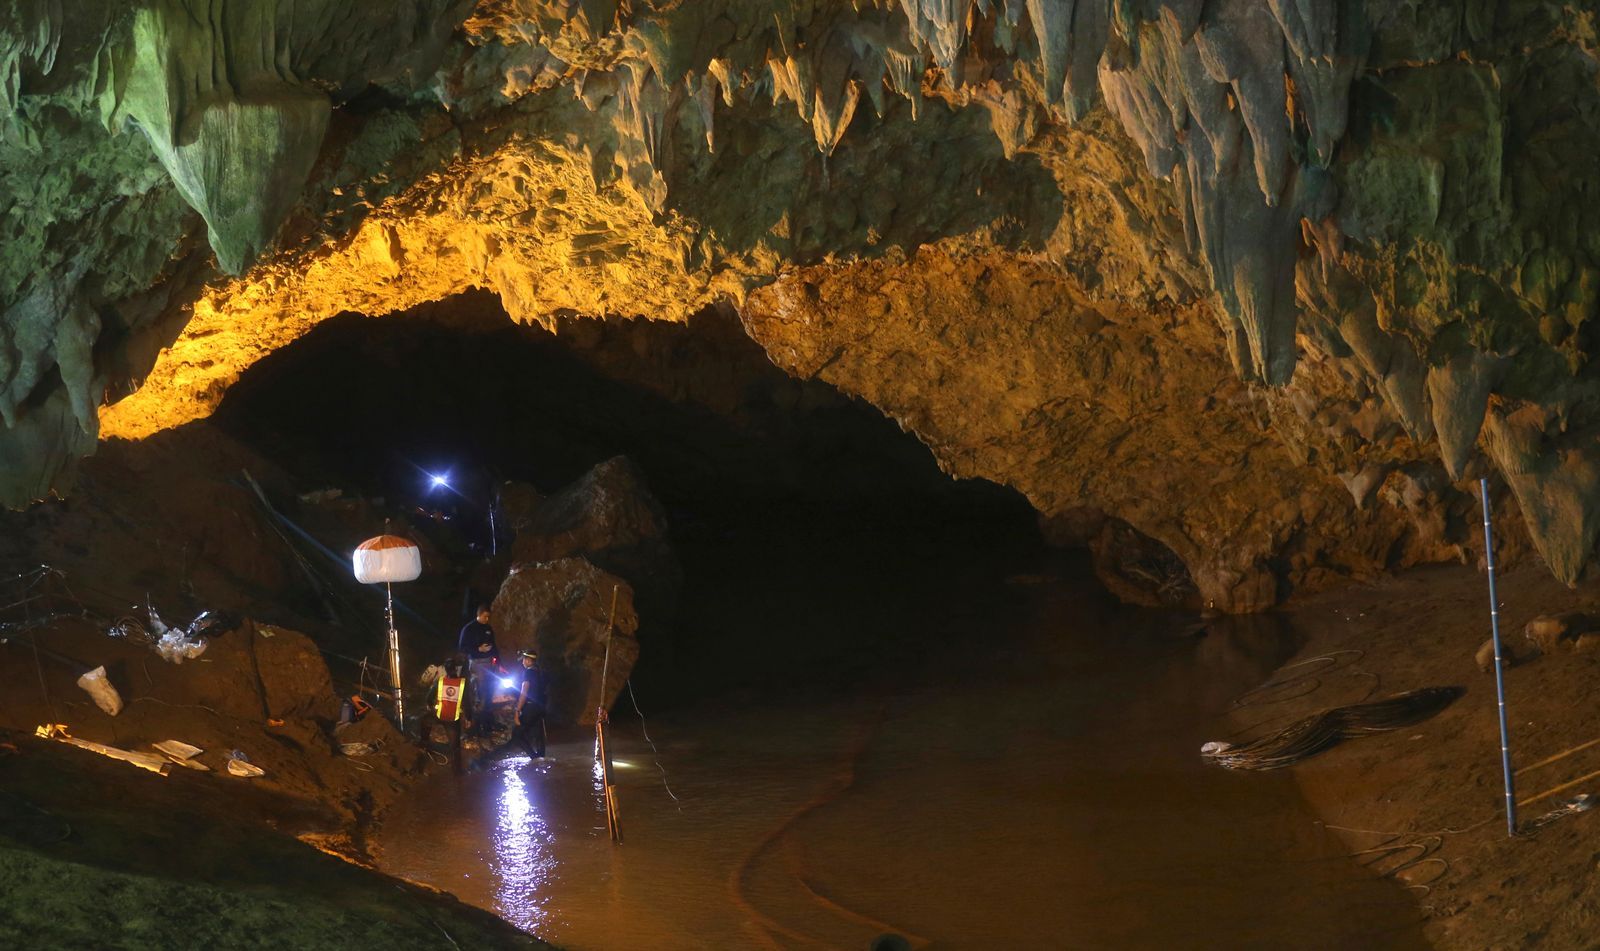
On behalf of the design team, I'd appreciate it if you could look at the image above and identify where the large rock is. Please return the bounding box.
[489,557,639,725]
[509,456,680,618]
[1524,612,1594,655]
[181,620,340,724]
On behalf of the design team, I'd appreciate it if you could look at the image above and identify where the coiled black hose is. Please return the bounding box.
[1203,686,1464,771]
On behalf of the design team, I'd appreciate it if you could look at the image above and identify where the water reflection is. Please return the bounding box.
[492,762,556,932]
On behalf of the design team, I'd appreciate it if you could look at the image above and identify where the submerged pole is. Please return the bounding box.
[1479,477,1517,837]
[596,584,622,842]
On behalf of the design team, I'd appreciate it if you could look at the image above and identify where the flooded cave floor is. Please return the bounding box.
[1265,561,1600,950]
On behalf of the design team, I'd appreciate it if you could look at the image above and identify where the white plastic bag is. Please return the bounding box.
[155,630,207,663]
[76,666,123,717]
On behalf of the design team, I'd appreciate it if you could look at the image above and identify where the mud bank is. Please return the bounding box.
[0,591,551,946]
[1237,563,1600,949]
[0,733,546,948]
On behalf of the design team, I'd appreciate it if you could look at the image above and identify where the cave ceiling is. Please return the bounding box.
[1,0,1598,611]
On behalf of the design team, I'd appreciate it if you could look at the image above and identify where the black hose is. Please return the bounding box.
[1204,686,1464,771]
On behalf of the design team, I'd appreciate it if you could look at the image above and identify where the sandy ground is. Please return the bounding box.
[1230,561,1600,950]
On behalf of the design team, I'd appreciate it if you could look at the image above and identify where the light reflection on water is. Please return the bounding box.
[492,761,556,933]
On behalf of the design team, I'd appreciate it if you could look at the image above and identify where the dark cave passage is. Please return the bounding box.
[209,290,1051,702]
[212,289,1036,529]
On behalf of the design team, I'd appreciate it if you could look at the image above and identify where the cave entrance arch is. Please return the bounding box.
[211,290,1052,699]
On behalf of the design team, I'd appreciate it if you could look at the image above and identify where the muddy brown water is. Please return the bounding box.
[374,556,1428,951]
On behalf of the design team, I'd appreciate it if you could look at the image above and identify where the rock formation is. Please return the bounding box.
[490,557,639,724]
[507,454,679,615]
[2,1,1597,609]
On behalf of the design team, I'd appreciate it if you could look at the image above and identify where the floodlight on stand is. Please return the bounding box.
[353,534,422,727]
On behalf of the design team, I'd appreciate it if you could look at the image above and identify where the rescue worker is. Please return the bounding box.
[457,605,500,735]
[509,648,547,759]
[427,656,472,774]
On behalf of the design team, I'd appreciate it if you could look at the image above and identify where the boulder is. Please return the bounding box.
[490,557,639,725]
[1475,638,1512,673]
[1524,612,1594,654]
[253,622,341,722]
[497,480,544,527]
[509,456,680,618]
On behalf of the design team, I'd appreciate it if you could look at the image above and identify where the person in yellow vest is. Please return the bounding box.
[427,655,473,774]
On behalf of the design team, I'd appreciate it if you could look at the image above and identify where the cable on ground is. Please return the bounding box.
[624,678,681,805]
[1203,686,1464,771]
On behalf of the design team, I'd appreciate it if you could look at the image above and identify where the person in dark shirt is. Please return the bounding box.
[509,649,546,759]
[457,606,499,734]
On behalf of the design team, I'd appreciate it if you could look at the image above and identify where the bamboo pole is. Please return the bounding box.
[1518,767,1600,808]
[596,584,622,842]
[1515,736,1600,777]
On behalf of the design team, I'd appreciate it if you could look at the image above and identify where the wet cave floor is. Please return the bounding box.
[374,515,1429,951]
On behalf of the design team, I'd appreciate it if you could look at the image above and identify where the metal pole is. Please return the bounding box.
[1480,477,1517,836]
[387,581,406,726]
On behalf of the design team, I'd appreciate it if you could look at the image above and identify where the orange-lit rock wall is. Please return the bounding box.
[1,0,1594,608]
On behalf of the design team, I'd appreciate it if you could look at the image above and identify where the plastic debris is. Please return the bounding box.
[154,739,203,760]
[153,739,211,772]
[76,666,124,716]
[343,696,372,723]
[339,742,379,756]
[36,724,169,776]
[1523,794,1597,834]
[155,630,208,663]
[225,750,265,778]
[107,601,237,663]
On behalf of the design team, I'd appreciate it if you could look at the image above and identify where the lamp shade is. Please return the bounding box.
[353,535,421,584]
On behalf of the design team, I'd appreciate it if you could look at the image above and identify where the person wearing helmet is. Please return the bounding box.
[508,648,547,759]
